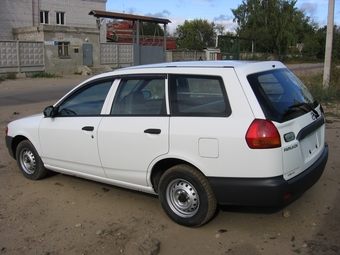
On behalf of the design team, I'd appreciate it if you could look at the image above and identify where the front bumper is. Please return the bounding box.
[208,143,329,206]
[5,135,15,159]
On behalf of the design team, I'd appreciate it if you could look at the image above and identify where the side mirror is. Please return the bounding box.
[43,106,57,117]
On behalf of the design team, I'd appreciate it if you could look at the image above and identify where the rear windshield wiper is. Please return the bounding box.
[288,102,319,119]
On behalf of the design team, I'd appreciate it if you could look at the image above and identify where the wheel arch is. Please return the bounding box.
[150,158,205,194]
[10,135,29,160]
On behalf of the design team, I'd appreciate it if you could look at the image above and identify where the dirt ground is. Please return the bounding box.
[0,71,339,255]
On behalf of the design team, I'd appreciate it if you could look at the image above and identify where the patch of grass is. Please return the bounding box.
[0,76,5,83]
[292,248,301,254]
[6,72,17,79]
[74,71,82,75]
[31,72,57,78]
[299,66,340,103]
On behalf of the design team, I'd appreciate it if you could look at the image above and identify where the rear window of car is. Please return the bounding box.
[247,69,318,123]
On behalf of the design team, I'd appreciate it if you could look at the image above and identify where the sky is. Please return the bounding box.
[106,0,340,34]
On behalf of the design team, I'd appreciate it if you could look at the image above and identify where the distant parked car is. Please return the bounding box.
[5,61,328,227]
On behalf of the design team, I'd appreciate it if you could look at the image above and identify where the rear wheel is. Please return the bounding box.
[158,164,217,227]
[16,140,47,180]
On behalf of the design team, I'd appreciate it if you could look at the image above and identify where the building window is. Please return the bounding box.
[40,11,49,24]
[58,42,70,58]
[56,12,65,25]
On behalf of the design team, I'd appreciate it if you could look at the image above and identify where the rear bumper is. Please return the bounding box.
[208,143,329,206]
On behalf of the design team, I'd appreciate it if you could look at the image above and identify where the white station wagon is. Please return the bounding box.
[5,61,328,227]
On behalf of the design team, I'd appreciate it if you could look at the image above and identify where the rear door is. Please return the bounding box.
[247,69,326,180]
[97,75,169,186]
[279,112,325,180]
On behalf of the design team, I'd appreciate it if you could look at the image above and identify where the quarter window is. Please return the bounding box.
[56,12,65,25]
[169,74,231,117]
[111,76,166,115]
[40,11,49,24]
[58,79,113,116]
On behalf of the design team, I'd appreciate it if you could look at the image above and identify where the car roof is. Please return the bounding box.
[118,60,280,70]
[91,60,287,81]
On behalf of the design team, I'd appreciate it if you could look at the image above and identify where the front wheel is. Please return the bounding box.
[158,164,217,227]
[16,140,48,180]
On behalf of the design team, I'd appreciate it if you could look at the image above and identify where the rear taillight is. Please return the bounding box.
[5,126,8,135]
[246,119,281,149]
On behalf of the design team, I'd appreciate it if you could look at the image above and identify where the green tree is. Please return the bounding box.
[232,0,311,55]
[331,26,340,63]
[175,19,216,50]
[139,22,164,36]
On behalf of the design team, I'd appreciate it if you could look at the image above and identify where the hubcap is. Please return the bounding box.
[166,179,199,218]
[20,149,36,175]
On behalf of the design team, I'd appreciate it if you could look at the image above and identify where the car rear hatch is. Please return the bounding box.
[247,68,326,180]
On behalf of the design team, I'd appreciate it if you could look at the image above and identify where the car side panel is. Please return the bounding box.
[6,114,44,157]
[39,116,106,177]
[98,116,169,186]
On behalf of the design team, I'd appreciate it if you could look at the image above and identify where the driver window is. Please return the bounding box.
[111,77,166,115]
[58,79,113,116]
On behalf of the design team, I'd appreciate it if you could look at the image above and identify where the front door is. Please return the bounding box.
[83,43,93,66]
[39,78,114,176]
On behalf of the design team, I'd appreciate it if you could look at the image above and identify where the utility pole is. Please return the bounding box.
[323,0,335,88]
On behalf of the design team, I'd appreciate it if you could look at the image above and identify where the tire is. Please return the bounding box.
[158,164,217,227]
[16,140,48,180]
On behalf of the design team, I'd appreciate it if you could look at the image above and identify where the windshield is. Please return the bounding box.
[247,68,318,123]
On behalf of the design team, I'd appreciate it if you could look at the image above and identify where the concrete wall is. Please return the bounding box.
[0,41,44,75]
[0,40,133,75]
[166,50,206,62]
[101,43,133,67]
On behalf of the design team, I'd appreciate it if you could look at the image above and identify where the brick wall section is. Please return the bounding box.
[39,0,106,27]
[0,0,106,40]
[0,0,34,40]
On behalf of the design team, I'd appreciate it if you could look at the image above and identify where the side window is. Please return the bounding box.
[40,11,49,24]
[56,12,65,25]
[111,76,166,115]
[169,74,231,117]
[58,80,113,116]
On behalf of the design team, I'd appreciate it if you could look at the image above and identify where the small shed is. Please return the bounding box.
[89,10,171,65]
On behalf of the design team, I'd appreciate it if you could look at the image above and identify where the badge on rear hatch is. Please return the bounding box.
[311,111,318,120]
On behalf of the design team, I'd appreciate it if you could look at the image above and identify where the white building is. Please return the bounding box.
[0,0,107,74]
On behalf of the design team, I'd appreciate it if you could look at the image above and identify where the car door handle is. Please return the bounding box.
[144,128,161,134]
[82,126,94,131]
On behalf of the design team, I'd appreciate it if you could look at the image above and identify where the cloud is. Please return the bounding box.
[145,10,171,18]
[300,2,318,16]
[165,16,186,35]
[214,14,233,22]
[126,7,137,14]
